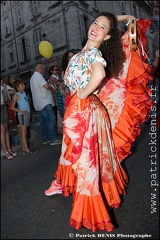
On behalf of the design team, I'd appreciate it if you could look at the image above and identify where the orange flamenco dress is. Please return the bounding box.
[54,19,153,232]
[55,93,128,232]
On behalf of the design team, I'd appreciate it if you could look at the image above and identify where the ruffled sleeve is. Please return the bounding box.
[88,47,106,67]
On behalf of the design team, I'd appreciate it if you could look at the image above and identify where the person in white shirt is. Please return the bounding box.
[30,64,61,145]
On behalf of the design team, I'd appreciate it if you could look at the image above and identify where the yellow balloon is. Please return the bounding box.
[38,41,53,59]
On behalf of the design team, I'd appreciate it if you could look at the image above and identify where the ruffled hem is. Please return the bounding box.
[102,165,128,207]
[55,161,128,232]
[69,193,115,232]
[97,19,153,162]
[112,50,153,161]
[54,162,77,196]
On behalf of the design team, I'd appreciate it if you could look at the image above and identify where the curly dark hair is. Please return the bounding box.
[96,12,126,79]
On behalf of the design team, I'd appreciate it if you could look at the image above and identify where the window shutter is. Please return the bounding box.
[34,31,39,55]
[38,29,42,42]
[17,7,23,26]
[19,38,24,62]
[25,36,30,59]
[32,1,38,16]
[120,1,125,14]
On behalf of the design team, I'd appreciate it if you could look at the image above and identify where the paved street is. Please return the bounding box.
[1,121,159,239]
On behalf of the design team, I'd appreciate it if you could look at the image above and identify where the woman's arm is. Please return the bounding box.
[117,15,136,23]
[77,62,106,99]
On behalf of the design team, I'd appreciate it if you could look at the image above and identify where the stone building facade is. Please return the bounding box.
[1,1,158,82]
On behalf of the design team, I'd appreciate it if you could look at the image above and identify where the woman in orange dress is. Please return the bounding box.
[45,12,153,232]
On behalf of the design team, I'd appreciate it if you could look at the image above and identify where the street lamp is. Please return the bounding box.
[42,33,47,40]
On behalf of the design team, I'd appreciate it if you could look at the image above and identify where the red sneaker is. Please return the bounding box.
[45,180,62,196]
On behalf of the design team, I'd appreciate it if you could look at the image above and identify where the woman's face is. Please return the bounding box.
[9,76,15,84]
[51,66,59,76]
[88,16,111,44]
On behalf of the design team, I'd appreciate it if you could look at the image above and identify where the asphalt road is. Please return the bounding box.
[1,122,159,239]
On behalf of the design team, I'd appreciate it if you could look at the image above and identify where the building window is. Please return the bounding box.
[34,30,42,55]
[79,14,88,43]
[4,17,11,35]
[136,6,139,18]
[17,7,23,26]
[1,50,5,70]
[31,1,38,16]
[120,1,126,14]
[10,53,14,63]
[20,37,30,62]
[2,1,8,12]
[130,2,133,15]
[94,0,98,9]
[133,4,137,18]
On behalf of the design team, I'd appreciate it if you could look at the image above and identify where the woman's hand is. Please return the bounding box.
[77,88,86,99]
[125,15,137,22]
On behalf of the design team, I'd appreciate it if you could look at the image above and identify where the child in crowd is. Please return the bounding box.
[5,76,18,130]
[56,81,67,134]
[11,79,38,156]
[1,80,10,103]
[1,80,17,160]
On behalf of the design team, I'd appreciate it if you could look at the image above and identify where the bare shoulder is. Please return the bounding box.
[13,93,20,100]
